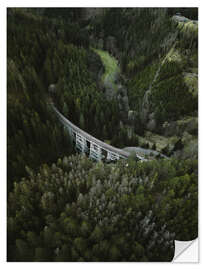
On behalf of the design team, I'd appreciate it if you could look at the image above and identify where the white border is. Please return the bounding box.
[3,0,201,7]
[1,0,201,269]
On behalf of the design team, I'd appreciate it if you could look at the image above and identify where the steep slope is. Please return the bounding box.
[89,8,198,158]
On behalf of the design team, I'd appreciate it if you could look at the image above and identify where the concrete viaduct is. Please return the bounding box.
[50,103,145,162]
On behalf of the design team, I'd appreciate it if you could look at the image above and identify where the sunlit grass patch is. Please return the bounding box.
[177,21,198,39]
[92,48,120,89]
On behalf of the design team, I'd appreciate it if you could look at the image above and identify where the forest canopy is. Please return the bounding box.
[8,155,197,261]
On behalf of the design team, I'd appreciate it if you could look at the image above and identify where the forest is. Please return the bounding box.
[7,7,198,262]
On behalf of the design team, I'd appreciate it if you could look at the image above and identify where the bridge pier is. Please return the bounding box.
[107,151,120,161]
[89,142,102,161]
[76,133,88,153]
[65,126,75,142]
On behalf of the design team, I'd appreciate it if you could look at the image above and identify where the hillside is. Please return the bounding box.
[89,8,198,158]
[7,8,198,262]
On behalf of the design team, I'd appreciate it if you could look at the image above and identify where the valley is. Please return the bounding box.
[7,8,198,262]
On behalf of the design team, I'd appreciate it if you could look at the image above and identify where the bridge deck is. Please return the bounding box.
[51,105,130,159]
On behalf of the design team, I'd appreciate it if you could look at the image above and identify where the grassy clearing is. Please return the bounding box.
[92,48,120,89]
[177,21,198,39]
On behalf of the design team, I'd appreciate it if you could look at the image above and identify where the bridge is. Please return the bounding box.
[50,103,145,162]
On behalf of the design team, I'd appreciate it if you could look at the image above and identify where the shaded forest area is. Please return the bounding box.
[7,8,198,262]
[8,155,197,261]
[90,8,198,125]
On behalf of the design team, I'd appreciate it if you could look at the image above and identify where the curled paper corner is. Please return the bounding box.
[172,238,198,262]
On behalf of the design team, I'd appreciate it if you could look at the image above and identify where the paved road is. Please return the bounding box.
[123,147,168,159]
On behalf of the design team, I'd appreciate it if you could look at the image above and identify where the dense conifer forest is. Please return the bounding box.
[7,7,198,262]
